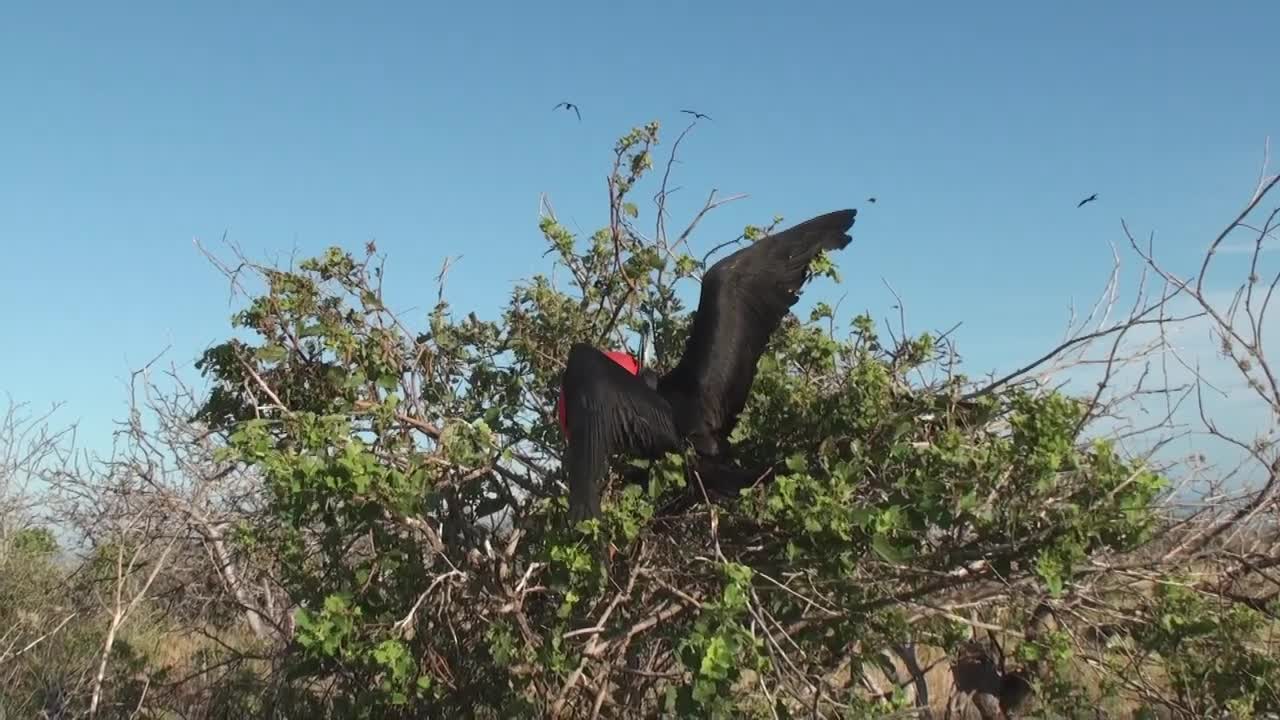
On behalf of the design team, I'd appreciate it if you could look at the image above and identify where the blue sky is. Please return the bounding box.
[1,1,1277,479]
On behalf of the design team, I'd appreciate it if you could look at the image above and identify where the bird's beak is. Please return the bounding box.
[638,328,651,369]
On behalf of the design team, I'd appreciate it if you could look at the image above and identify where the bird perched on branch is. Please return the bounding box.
[555,208,858,521]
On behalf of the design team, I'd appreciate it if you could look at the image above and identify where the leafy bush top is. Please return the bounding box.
[180,118,1195,718]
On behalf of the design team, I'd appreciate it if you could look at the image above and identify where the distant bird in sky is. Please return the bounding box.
[553,101,581,122]
[1076,193,1098,208]
[867,197,877,204]
[680,109,712,121]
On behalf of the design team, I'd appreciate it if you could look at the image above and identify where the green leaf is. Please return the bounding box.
[871,533,912,564]
[255,344,288,363]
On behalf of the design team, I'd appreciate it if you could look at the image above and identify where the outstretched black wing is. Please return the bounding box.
[658,209,857,455]
[561,343,682,521]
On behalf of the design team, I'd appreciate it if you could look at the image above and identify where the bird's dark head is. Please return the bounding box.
[639,367,659,390]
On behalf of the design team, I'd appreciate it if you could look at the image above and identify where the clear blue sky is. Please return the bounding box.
[1,1,1277,473]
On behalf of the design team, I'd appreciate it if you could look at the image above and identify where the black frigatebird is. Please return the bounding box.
[555,208,858,521]
[553,101,581,121]
[680,109,713,121]
[1076,193,1097,208]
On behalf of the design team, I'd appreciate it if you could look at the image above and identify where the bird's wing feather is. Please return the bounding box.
[562,343,681,520]
[660,209,857,445]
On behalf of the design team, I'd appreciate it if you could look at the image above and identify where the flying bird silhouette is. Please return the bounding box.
[680,109,713,121]
[867,197,877,204]
[556,209,858,521]
[1076,193,1098,208]
[553,101,581,122]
